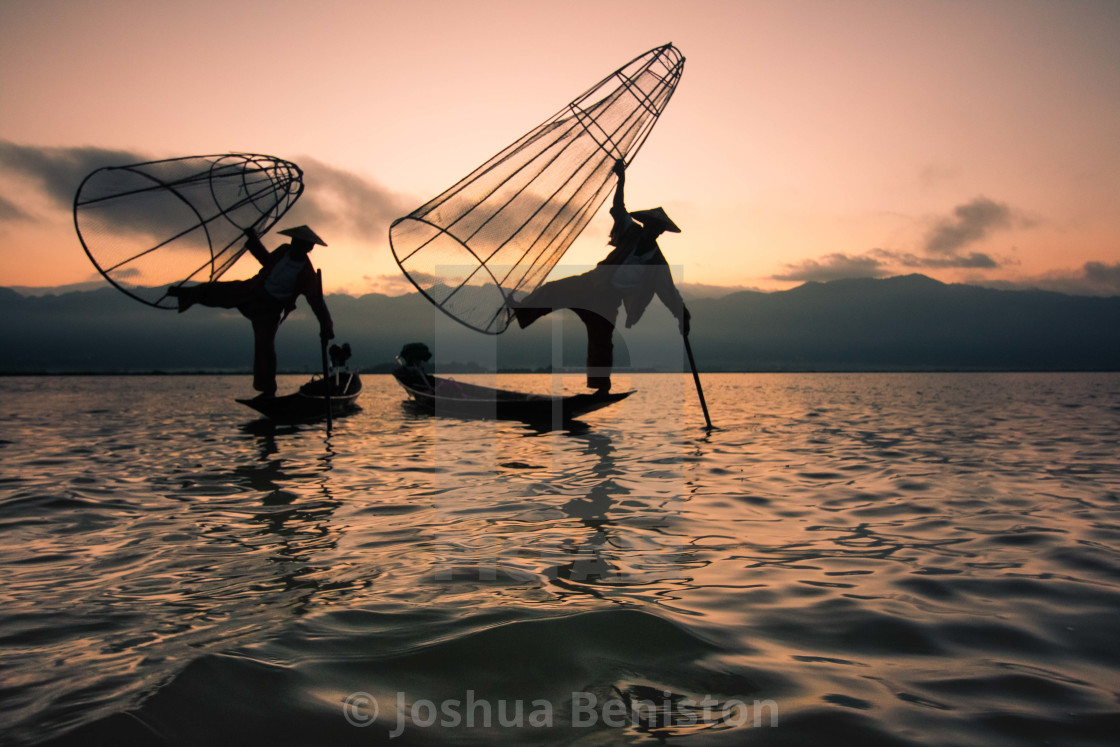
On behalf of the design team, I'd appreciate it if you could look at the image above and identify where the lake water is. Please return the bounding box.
[2,372,1119,745]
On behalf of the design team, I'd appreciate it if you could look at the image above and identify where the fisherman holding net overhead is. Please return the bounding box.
[168,225,334,398]
[511,160,690,396]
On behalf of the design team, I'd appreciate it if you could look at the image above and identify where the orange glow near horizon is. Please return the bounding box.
[1,0,1118,296]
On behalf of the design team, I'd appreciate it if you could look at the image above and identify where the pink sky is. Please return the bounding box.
[1,0,1118,295]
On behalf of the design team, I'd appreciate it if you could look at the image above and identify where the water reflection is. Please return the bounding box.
[231,428,357,616]
[549,431,625,594]
[526,427,707,613]
[7,373,1120,746]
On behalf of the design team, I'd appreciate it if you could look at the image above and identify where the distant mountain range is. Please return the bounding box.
[1,274,1118,373]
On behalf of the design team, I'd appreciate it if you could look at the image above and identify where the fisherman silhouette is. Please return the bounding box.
[168,225,334,398]
[510,160,690,396]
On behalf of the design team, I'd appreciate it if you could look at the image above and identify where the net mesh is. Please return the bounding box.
[74,153,303,308]
[390,43,685,334]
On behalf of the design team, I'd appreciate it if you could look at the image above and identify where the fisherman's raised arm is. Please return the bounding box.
[611,159,627,215]
[244,227,270,267]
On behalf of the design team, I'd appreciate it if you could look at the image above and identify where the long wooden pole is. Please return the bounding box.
[318,270,332,433]
[683,332,713,430]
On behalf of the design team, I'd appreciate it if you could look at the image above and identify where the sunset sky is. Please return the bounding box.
[1,0,1118,296]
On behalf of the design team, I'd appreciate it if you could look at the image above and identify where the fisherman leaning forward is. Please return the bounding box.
[510,160,690,395]
[169,225,334,397]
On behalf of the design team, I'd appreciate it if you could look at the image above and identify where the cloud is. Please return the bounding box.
[773,196,1022,283]
[923,196,1013,255]
[917,252,1000,269]
[0,140,147,208]
[978,261,1120,297]
[0,143,418,258]
[1084,261,1120,290]
[872,247,1000,270]
[363,273,424,296]
[775,246,1002,284]
[0,193,31,222]
[773,252,891,282]
[283,157,413,242]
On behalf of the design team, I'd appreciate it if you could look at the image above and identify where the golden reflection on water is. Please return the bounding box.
[2,372,1119,744]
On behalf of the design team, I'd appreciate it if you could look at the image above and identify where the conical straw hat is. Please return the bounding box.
[278,225,328,246]
[630,207,680,233]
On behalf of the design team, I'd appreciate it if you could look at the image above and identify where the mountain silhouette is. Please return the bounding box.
[686,274,1120,371]
[1,275,1117,373]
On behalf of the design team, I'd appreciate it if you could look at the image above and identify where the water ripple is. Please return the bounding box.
[0,372,1117,745]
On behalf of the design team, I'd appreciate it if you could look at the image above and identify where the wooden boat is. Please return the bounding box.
[237,369,362,422]
[392,365,632,422]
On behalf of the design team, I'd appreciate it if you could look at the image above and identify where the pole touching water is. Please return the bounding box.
[683,332,713,430]
[318,270,332,433]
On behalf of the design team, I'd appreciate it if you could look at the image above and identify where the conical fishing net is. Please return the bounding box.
[390,43,685,334]
[74,153,303,308]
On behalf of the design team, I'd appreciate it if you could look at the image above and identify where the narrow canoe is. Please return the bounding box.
[393,367,632,422]
[238,371,362,422]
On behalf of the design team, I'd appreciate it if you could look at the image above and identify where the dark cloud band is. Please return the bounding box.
[0,142,413,248]
[0,141,147,207]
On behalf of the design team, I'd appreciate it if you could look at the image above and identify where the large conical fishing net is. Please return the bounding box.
[74,153,303,309]
[390,43,685,334]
